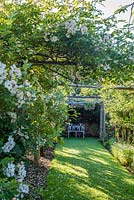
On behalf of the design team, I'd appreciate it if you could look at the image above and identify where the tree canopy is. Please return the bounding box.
[0,0,133,84]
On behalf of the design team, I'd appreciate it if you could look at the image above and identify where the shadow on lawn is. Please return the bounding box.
[43,138,134,200]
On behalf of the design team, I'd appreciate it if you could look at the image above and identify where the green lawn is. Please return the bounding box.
[43,138,134,200]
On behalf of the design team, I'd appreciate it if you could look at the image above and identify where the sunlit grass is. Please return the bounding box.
[43,138,134,200]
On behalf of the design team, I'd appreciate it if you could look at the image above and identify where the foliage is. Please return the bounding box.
[101,86,134,144]
[103,137,116,150]
[111,143,134,170]
[0,0,133,83]
[102,89,134,129]
[0,179,18,200]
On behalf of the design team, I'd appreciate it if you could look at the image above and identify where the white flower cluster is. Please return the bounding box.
[65,19,88,37]
[44,33,58,43]
[10,64,22,79]
[2,136,15,153]
[99,64,111,71]
[23,80,32,87]
[65,19,77,37]
[13,127,29,140]
[4,163,15,177]
[0,61,37,108]
[18,183,29,194]
[0,61,7,84]
[4,162,29,198]
[17,163,27,182]
[16,89,36,108]
[104,64,111,71]
[4,64,22,95]
[7,112,17,123]
[1,61,30,198]
[4,79,18,95]
[50,36,58,42]
[81,25,88,35]
[15,183,29,199]
[16,90,25,108]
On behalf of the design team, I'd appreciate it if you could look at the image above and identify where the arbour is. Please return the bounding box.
[66,84,105,141]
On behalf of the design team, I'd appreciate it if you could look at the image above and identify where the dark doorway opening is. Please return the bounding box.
[68,103,100,137]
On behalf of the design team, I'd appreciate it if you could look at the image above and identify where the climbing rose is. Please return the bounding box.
[50,36,58,42]
[18,183,29,194]
[17,163,27,182]
[104,64,111,70]
[65,19,77,37]
[4,80,18,95]
[0,61,7,84]
[2,136,15,153]
[81,25,88,35]
[4,163,15,177]
[7,112,17,123]
[10,64,22,79]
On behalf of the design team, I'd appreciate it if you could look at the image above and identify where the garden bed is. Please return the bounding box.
[25,147,54,200]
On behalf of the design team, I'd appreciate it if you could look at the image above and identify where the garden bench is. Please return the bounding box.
[67,124,85,138]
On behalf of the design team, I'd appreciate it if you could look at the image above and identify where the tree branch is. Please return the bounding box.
[106,2,134,20]
[45,67,73,81]
[30,60,76,66]
[128,3,134,32]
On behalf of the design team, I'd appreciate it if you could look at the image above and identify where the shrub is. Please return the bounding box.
[111,143,134,169]
[103,137,116,150]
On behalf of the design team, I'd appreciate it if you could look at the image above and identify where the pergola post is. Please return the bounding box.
[100,103,106,142]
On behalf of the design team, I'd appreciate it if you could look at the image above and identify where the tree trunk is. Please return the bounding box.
[122,127,126,143]
[34,125,40,167]
[115,126,120,142]
[127,129,132,144]
[34,147,41,167]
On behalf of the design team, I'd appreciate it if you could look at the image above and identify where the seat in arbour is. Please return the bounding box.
[67,124,85,138]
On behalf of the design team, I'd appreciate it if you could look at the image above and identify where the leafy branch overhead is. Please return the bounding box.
[0,0,133,83]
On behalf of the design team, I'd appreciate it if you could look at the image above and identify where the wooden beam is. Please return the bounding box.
[68,84,134,90]
[67,95,101,99]
[67,101,89,104]
[114,86,134,90]
[68,84,102,88]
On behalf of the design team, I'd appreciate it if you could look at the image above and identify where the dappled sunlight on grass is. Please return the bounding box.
[52,161,89,178]
[89,157,109,165]
[123,178,134,185]
[43,138,134,200]
[75,183,111,200]
[56,149,79,159]
[63,148,80,155]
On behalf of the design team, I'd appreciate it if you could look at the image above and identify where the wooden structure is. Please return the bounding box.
[68,124,85,138]
[66,82,134,140]
[99,102,106,142]
[66,84,106,140]
[68,84,134,90]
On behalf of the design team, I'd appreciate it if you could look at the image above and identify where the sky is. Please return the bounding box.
[97,0,134,23]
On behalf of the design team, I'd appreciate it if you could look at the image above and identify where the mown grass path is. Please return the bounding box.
[43,138,134,200]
